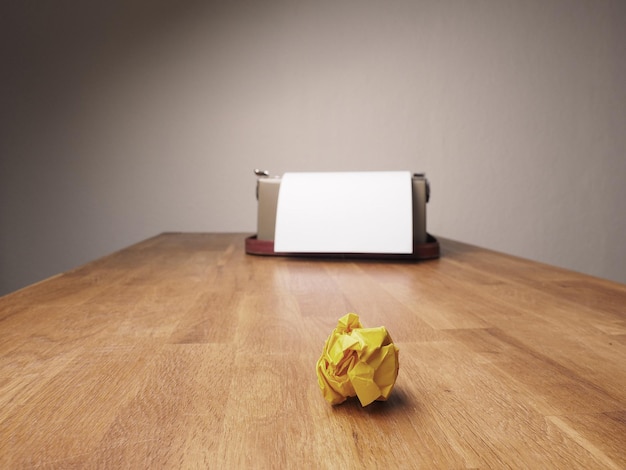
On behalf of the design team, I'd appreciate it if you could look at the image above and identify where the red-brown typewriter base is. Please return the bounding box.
[245,234,440,260]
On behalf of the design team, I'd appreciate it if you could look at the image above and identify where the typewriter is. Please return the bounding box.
[247,170,438,259]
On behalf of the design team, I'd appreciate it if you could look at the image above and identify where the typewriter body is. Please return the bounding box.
[254,170,431,248]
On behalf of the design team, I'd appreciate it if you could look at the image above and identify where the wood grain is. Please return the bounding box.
[1,233,625,468]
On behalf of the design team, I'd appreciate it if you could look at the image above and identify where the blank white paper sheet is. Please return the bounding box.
[274,171,413,254]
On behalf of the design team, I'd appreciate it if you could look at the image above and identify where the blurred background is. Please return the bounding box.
[1,0,625,295]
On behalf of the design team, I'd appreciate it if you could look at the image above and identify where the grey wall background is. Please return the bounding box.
[1,0,625,296]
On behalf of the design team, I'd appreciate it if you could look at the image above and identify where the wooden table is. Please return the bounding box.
[1,233,625,468]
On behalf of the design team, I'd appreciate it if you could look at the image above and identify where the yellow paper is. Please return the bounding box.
[316,313,399,406]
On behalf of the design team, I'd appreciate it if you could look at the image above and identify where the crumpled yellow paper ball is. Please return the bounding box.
[316,313,399,406]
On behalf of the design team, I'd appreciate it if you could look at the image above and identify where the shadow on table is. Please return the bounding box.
[330,386,415,417]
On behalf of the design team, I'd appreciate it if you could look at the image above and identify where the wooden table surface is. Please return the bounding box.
[1,233,625,469]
